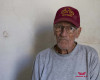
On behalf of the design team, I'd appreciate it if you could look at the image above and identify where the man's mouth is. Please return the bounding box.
[58,38,68,41]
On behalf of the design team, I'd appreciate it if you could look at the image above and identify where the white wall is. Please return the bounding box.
[0,0,100,80]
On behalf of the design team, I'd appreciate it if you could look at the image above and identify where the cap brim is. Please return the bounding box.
[54,18,79,28]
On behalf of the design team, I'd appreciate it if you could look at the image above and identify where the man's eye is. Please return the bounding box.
[70,27,75,30]
[57,26,62,29]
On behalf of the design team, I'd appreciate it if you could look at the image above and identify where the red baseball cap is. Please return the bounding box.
[54,6,80,28]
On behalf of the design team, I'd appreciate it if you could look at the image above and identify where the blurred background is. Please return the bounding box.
[0,0,100,80]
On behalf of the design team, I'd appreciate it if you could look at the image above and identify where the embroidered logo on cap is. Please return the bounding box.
[61,8,74,17]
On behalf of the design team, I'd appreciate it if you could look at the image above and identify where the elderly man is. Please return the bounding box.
[32,6,100,80]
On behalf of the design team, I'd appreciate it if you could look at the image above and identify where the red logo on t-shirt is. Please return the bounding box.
[76,72,88,77]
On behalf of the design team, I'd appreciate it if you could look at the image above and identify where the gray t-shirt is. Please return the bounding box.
[32,44,100,80]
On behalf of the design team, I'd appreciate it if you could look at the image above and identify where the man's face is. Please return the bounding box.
[54,21,81,50]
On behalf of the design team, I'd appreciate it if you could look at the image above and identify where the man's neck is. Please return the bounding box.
[54,42,77,54]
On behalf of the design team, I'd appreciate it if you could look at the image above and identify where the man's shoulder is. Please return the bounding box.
[36,48,52,58]
[78,43,98,56]
[79,43,94,49]
[79,44,96,51]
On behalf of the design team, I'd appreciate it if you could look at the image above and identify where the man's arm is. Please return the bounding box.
[32,55,40,80]
[90,50,100,80]
[32,54,44,80]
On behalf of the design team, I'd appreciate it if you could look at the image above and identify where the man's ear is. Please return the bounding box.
[75,27,81,38]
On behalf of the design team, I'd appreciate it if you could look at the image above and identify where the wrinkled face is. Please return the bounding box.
[54,21,81,50]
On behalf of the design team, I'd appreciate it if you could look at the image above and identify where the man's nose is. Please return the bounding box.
[60,28,68,36]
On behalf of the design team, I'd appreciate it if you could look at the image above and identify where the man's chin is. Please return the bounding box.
[58,44,68,50]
